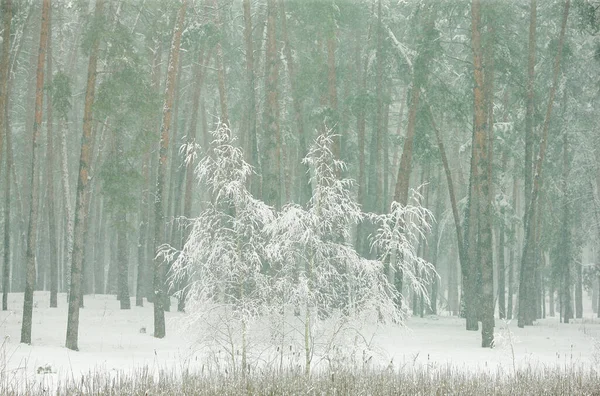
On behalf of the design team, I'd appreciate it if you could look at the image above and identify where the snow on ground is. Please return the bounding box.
[0,292,599,388]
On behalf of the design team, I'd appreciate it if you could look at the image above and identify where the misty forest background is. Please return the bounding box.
[1,0,600,351]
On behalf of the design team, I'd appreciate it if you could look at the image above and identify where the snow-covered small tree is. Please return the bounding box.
[368,188,438,314]
[265,129,402,374]
[166,123,274,376]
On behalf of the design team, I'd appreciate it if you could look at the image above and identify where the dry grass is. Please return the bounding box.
[1,363,599,395]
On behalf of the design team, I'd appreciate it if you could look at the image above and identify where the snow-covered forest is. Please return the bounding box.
[1,0,600,393]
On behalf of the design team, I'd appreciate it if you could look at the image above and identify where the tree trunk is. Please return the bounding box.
[1,0,13,312]
[575,253,583,319]
[243,0,261,197]
[507,171,518,320]
[21,0,50,345]
[518,0,570,328]
[524,0,537,219]
[177,48,208,312]
[279,0,310,204]
[65,0,103,351]
[213,0,229,128]
[262,0,281,209]
[153,0,186,339]
[117,214,130,310]
[45,10,58,308]
[93,197,105,294]
[0,0,12,173]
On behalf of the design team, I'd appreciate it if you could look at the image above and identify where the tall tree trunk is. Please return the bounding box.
[45,10,58,308]
[153,0,186,339]
[524,0,537,219]
[427,105,466,277]
[518,0,570,328]
[1,0,12,311]
[65,0,103,351]
[136,152,149,307]
[213,0,229,127]
[262,0,281,209]
[0,0,12,173]
[393,8,436,208]
[176,48,208,312]
[243,0,260,197]
[326,26,339,160]
[279,0,310,204]
[465,0,493,342]
[354,11,373,255]
[367,0,384,214]
[21,0,50,345]
[507,171,518,320]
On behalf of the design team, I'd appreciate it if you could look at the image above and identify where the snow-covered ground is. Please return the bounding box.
[1,292,598,389]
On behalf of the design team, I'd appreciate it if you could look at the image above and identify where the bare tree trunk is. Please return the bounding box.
[507,171,518,320]
[153,0,186,339]
[262,0,281,209]
[65,0,103,351]
[524,0,537,219]
[575,253,583,319]
[117,214,131,310]
[212,0,229,127]
[0,0,12,172]
[1,0,12,312]
[243,0,260,197]
[136,152,149,306]
[21,0,50,345]
[176,48,208,312]
[279,0,310,204]
[45,9,58,308]
[518,0,570,328]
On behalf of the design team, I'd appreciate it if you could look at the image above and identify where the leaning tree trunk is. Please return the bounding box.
[153,0,186,339]
[65,0,103,351]
[518,0,570,328]
[21,0,50,345]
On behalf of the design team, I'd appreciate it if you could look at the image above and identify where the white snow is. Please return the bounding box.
[0,292,598,390]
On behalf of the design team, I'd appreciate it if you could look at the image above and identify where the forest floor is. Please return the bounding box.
[1,292,599,394]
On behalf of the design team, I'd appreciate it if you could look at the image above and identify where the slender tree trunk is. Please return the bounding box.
[93,197,105,294]
[524,0,537,219]
[153,0,186,339]
[279,0,310,204]
[65,0,103,351]
[326,26,339,160]
[212,0,229,128]
[575,254,583,319]
[0,0,12,172]
[518,0,570,328]
[507,171,518,320]
[1,0,13,311]
[262,0,281,209]
[177,48,208,312]
[117,214,130,310]
[45,11,58,308]
[21,0,50,345]
[243,0,261,197]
